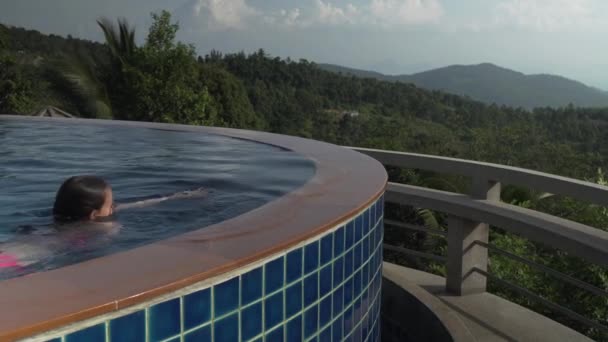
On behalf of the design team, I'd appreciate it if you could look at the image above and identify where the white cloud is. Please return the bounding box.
[315,0,359,25]
[264,8,302,27]
[494,0,600,32]
[177,0,445,32]
[186,0,258,31]
[369,0,444,26]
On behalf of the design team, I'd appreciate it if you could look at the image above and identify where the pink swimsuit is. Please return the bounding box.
[0,253,21,269]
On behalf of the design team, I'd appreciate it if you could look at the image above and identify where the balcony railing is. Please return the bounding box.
[351,147,608,336]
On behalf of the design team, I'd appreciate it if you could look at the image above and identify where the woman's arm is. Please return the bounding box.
[115,188,207,211]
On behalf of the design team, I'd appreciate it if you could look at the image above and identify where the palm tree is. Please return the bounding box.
[96,18,136,65]
[47,51,112,119]
[46,18,136,119]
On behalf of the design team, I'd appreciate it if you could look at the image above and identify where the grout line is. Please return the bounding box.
[182,322,211,336]
[105,321,110,342]
[179,297,184,341]
[262,261,266,337]
[210,286,215,342]
[145,307,150,342]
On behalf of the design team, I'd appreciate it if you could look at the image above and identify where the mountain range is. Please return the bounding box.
[319,63,608,109]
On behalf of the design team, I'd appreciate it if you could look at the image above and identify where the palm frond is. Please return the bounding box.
[416,208,441,230]
[48,53,112,118]
[97,18,120,59]
[97,17,136,64]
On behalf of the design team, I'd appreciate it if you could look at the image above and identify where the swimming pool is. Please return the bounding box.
[0,116,387,342]
[0,119,315,279]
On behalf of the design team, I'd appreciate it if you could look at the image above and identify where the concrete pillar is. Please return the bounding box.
[446,180,500,296]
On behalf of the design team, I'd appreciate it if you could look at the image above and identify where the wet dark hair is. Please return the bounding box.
[53,176,109,223]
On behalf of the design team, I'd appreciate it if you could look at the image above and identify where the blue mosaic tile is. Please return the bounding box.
[214,313,238,342]
[354,269,362,297]
[110,310,145,342]
[334,226,345,257]
[343,305,354,335]
[241,302,262,341]
[241,267,263,306]
[372,323,379,342]
[362,288,370,314]
[319,265,332,298]
[362,237,370,263]
[214,277,239,318]
[303,272,318,307]
[368,230,375,257]
[184,325,211,342]
[320,234,333,266]
[362,263,369,287]
[45,339,61,342]
[345,221,354,249]
[364,208,370,236]
[354,243,362,269]
[265,257,284,294]
[286,316,302,342]
[354,297,362,324]
[344,277,353,308]
[65,323,105,342]
[355,215,363,243]
[184,287,211,331]
[376,219,382,239]
[252,338,263,342]
[362,314,369,340]
[333,284,344,318]
[286,248,303,284]
[149,298,180,341]
[344,250,353,277]
[304,241,319,274]
[265,291,284,330]
[286,281,302,318]
[332,317,343,341]
[332,258,344,289]
[304,304,318,339]
[319,295,332,328]
[320,325,332,342]
[267,326,284,342]
[371,201,377,226]
[353,323,362,342]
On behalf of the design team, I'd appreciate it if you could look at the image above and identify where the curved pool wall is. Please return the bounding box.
[0,116,387,342]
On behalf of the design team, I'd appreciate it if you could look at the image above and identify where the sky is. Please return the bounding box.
[2,0,608,89]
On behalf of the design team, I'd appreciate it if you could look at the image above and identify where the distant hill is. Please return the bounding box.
[319,63,608,109]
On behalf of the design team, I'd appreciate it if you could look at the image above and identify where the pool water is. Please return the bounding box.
[0,119,315,279]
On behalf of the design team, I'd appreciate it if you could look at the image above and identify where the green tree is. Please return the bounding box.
[114,11,217,125]
[0,26,33,114]
[198,64,261,129]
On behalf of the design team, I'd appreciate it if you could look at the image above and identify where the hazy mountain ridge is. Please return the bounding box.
[319,62,608,109]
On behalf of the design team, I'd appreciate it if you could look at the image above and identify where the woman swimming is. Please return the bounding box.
[0,175,206,271]
[53,176,206,222]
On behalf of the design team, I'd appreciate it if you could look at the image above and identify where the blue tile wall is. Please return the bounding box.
[42,195,384,342]
[110,310,145,342]
[149,298,180,341]
[286,248,303,284]
[184,324,211,342]
[65,323,105,342]
[241,266,263,306]
[184,287,212,331]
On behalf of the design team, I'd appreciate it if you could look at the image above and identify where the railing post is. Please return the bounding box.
[446,179,500,295]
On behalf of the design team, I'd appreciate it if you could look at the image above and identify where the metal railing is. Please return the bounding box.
[351,147,608,335]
